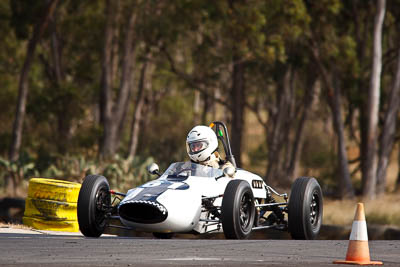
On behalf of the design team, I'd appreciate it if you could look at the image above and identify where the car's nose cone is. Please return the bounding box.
[118,200,168,224]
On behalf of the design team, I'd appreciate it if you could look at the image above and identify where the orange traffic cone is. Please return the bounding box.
[333,203,383,265]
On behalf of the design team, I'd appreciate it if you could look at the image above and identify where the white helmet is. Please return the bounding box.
[186,125,218,163]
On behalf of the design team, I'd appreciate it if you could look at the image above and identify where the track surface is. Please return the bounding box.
[0,233,398,266]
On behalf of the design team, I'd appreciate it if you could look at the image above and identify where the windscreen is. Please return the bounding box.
[162,161,223,178]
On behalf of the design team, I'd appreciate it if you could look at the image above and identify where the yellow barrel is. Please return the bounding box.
[27,178,81,202]
[23,216,79,232]
[24,197,78,221]
[24,178,81,232]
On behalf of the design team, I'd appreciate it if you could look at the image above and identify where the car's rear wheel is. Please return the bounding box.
[288,177,323,240]
[221,180,255,239]
[77,175,111,237]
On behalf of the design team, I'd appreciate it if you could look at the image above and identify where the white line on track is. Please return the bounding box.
[158,257,265,262]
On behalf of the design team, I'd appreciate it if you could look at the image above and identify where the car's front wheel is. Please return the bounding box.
[288,177,323,240]
[221,180,255,239]
[77,175,111,237]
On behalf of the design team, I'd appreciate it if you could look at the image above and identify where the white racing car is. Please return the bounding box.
[77,121,323,239]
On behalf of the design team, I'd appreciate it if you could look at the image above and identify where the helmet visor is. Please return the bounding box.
[188,141,208,154]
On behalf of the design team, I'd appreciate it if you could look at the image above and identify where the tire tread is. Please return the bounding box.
[77,175,109,237]
[221,180,255,239]
[288,177,322,240]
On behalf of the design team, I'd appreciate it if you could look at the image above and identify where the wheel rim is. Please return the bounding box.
[239,192,252,230]
[94,186,110,228]
[309,190,320,227]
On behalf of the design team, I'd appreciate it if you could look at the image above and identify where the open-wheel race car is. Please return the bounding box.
[77,121,323,240]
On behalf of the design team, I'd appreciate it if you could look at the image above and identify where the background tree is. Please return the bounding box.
[1,0,400,201]
[362,0,386,199]
[306,0,355,198]
[7,0,59,193]
[99,0,139,158]
[9,0,59,162]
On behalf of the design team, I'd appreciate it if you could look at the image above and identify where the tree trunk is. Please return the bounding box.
[201,92,210,125]
[353,2,369,197]
[193,90,201,125]
[111,1,121,87]
[51,20,63,83]
[265,66,293,185]
[99,0,116,158]
[100,1,137,158]
[211,89,219,121]
[50,17,71,154]
[230,55,245,167]
[362,0,386,199]
[128,58,152,159]
[9,0,59,162]
[376,49,400,194]
[311,43,355,198]
[281,68,296,185]
[330,75,355,198]
[286,78,317,180]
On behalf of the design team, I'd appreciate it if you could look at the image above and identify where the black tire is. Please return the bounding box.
[77,175,111,237]
[153,232,174,239]
[288,177,323,240]
[221,180,255,239]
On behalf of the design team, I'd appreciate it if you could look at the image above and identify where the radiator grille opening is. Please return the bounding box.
[119,202,167,224]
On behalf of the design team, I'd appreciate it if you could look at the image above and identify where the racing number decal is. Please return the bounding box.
[252,180,263,189]
[142,181,163,188]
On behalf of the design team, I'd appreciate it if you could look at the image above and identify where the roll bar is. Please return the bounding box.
[209,121,237,168]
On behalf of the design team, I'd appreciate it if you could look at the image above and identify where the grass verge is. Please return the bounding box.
[323,193,400,227]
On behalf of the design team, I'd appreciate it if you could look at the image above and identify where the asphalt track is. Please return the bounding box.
[0,233,398,266]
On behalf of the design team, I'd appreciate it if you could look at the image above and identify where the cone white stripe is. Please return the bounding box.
[349,220,368,241]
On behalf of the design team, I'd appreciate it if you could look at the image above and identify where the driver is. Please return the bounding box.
[186,125,234,171]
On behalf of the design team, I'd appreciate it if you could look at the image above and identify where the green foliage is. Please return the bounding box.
[0,153,39,188]
[136,93,194,167]
[102,155,154,192]
[39,155,100,182]
[0,153,157,193]
[248,141,267,170]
